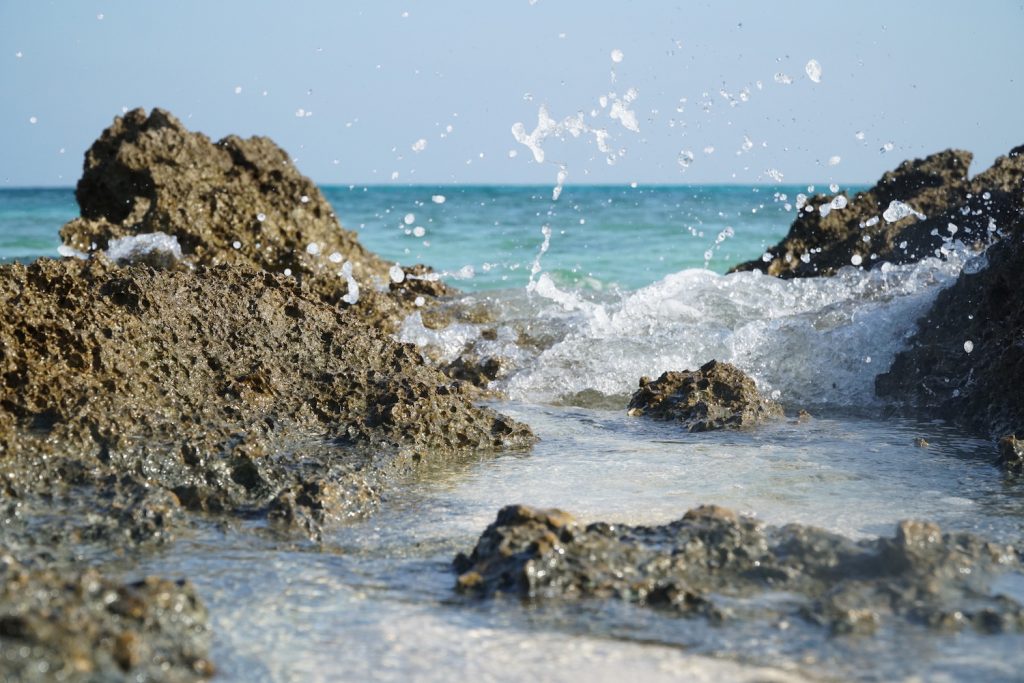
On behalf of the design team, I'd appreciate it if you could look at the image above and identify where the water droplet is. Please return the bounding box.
[411,138,427,152]
[610,49,624,63]
[431,194,446,204]
[412,226,426,238]
[306,243,320,255]
[850,254,863,266]
[805,59,822,83]
[256,213,266,222]
[232,241,241,249]
[404,213,415,225]
[964,340,974,354]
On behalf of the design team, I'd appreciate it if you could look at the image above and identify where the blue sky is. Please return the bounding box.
[2,1,1023,187]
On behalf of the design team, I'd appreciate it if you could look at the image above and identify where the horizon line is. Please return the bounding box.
[0,180,872,192]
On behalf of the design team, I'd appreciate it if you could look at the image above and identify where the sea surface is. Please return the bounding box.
[3,185,1023,682]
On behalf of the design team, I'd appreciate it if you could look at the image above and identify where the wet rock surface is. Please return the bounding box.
[0,257,534,538]
[58,107,451,332]
[875,198,1024,448]
[730,147,1024,278]
[454,504,1024,636]
[626,360,783,431]
[0,558,212,682]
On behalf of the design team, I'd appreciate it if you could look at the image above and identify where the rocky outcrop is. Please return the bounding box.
[875,210,1024,452]
[626,360,782,431]
[0,257,534,538]
[0,560,212,682]
[730,147,1024,278]
[58,107,451,331]
[454,504,1023,635]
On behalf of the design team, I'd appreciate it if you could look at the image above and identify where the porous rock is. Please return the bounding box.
[0,257,534,538]
[0,558,212,682]
[454,504,1023,635]
[58,107,453,331]
[627,360,783,431]
[730,147,1024,278]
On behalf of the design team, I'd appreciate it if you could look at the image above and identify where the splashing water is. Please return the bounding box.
[804,59,822,83]
[404,253,969,409]
[883,200,926,223]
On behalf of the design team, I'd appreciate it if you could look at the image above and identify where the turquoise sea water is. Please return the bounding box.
[0,184,858,291]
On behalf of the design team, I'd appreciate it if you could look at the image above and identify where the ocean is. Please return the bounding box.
[3,185,1023,681]
[0,184,843,288]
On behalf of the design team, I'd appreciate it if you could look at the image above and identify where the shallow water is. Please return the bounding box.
[134,401,1024,682]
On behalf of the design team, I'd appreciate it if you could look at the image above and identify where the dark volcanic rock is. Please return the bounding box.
[0,559,212,681]
[627,360,783,431]
[454,504,1023,635]
[875,218,1024,445]
[0,257,534,537]
[730,147,1024,278]
[58,107,453,331]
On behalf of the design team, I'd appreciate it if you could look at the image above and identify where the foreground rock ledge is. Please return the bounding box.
[0,560,212,682]
[58,107,451,332]
[454,504,1023,636]
[730,146,1024,278]
[627,360,783,431]
[0,258,534,538]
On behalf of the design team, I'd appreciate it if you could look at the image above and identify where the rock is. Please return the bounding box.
[0,559,212,681]
[730,147,1024,278]
[626,360,783,431]
[875,220,1024,443]
[455,504,1023,635]
[0,257,535,539]
[443,352,509,392]
[57,107,452,331]
[997,435,1024,473]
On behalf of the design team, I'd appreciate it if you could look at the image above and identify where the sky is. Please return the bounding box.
[2,1,1023,188]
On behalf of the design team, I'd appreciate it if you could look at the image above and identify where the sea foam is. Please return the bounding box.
[401,252,970,409]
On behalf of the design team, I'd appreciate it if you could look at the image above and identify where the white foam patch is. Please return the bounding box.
[104,232,183,265]
[499,255,965,406]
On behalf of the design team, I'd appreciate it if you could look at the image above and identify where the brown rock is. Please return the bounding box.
[58,107,452,331]
[0,257,534,535]
[729,148,1014,278]
[627,360,783,431]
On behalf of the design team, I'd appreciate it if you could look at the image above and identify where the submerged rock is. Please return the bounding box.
[58,107,452,331]
[454,504,1023,635]
[627,360,783,431]
[730,147,1024,278]
[0,257,534,538]
[0,559,212,681]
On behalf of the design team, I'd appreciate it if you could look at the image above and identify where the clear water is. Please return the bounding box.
[4,186,1023,681]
